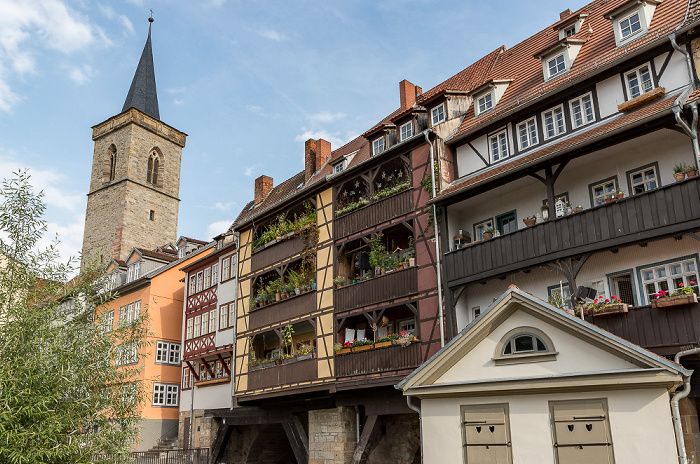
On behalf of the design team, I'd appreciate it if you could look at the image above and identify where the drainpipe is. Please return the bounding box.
[670,33,696,92]
[671,347,700,464]
[230,232,240,410]
[423,130,445,347]
[670,33,700,166]
[354,406,361,444]
[406,396,424,464]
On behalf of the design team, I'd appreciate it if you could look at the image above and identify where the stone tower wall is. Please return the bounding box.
[82,109,185,264]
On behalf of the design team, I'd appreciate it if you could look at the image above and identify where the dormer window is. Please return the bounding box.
[494,327,557,365]
[431,104,445,125]
[333,159,346,174]
[372,137,385,155]
[547,54,566,78]
[127,262,141,283]
[605,0,659,47]
[477,92,493,115]
[400,121,413,141]
[620,11,642,38]
[564,25,576,37]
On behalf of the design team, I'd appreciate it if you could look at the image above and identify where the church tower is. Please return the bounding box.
[81,19,186,266]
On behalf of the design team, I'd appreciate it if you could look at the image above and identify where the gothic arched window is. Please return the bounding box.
[147,151,160,186]
[107,144,117,182]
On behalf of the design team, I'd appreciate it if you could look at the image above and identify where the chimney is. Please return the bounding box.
[560,8,572,20]
[316,139,332,171]
[399,80,418,110]
[304,139,317,182]
[254,175,273,205]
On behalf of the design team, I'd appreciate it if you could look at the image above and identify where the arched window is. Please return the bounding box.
[147,150,160,186]
[107,144,117,182]
[494,327,557,365]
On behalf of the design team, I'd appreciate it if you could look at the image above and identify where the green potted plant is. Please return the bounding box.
[369,232,387,275]
[585,295,628,316]
[281,324,294,358]
[482,227,495,240]
[522,215,536,227]
[352,338,373,352]
[685,163,698,179]
[652,282,698,308]
[333,276,347,288]
[616,189,624,200]
[674,162,686,182]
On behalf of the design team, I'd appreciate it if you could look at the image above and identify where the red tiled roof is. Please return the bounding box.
[135,247,178,262]
[438,90,689,200]
[451,0,688,141]
[180,237,208,245]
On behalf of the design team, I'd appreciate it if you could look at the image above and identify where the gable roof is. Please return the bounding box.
[398,286,690,393]
[122,21,160,120]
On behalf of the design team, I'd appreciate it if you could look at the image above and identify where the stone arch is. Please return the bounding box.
[104,144,117,182]
[146,146,164,188]
[244,424,295,464]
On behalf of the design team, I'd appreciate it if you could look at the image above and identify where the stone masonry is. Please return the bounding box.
[82,108,185,265]
[309,407,357,464]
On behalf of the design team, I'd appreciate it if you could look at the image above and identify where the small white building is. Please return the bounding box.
[398,286,690,464]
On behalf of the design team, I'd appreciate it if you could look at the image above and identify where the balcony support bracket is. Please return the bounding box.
[351,414,381,464]
[530,161,569,217]
[210,422,233,464]
[546,253,591,308]
[283,415,309,464]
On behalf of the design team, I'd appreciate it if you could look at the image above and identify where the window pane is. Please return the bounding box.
[503,342,512,355]
[514,335,534,352]
[536,338,547,352]
[670,264,682,275]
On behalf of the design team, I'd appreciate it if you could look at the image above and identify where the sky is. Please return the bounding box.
[0,0,591,266]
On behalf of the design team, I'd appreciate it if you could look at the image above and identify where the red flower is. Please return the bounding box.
[679,283,684,287]
[611,295,618,300]
[605,299,610,303]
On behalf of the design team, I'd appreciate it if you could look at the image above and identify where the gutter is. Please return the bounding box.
[424,129,445,348]
[406,396,424,464]
[670,33,700,164]
[671,347,700,464]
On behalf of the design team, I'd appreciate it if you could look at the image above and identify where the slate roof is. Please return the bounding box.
[122,21,160,120]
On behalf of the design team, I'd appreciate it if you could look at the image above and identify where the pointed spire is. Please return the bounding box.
[122,16,160,120]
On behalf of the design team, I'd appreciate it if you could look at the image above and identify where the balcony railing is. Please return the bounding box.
[334,266,418,312]
[586,302,700,357]
[249,290,316,330]
[444,177,700,287]
[334,189,413,238]
[251,234,305,271]
[335,342,421,378]
[246,357,317,390]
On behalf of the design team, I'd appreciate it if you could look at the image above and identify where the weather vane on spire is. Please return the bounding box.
[149,9,154,23]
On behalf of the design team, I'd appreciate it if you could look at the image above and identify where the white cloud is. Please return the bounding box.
[98,4,134,35]
[246,104,262,113]
[38,214,85,266]
[257,28,287,41]
[309,111,346,123]
[68,64,93,85]
[0,0,107,112]
[213,201,235,212]
[244,166,255,177]
[206,220,232,239]
[294,130,346,148]
[173,99,184,105]
[166,87,186,94]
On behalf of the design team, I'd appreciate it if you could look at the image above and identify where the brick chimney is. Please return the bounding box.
[560,8,572,20]
[399,80,420,110]
[316,139,332,170]
[254,175,273,205]
[304,139,317,183]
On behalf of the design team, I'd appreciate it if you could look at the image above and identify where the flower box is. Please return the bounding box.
[295,353,316,361]
[335,348,352,355]
[374,341,394,349]
[352,344,373,352]
[588,303,628,316]
[651,294,698,308]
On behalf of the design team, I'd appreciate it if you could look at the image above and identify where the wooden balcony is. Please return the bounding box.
[444,177,700,287]
[251,234,305,271]
[246,357,317,390]
[334,189,413,238]
[334,266,418,313]
[335,342,421,377]
[249,291,316,330]
[586,302,700,357]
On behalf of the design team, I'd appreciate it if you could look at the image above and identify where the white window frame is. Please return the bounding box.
[590,279,609,303]
[189,275,196,296]
[104,310,114,333]
[155,341,181,365]
[194,315,201,338]
[152,383,179,407]
[476,91,493,115]
[220,303,228,330]
[541,104,566,140]
[629,164,659,195]
[372,137,385,155]
[209,309,217,333]
[222,258,230,281]
[547,53,566,79]
[201,312,209,335]
[212,263,218,285]
[474,218,494,242]
[625,63,654,100]
[517,117,538,150]
[564,25,576,37]
[228,304,235,330]
[133,262,140,280]
[186,318,193,340]
[333,161,346,173]
[641,258,699,303]
[400,121,413,141]
[569,93,595,129]
[398,318,415,335]
[204,268,211,289]
[591,178,618,206]
[488,129,509,163]
[431,103,445,125]
[196,271,203,293]
[619,10,642,40]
